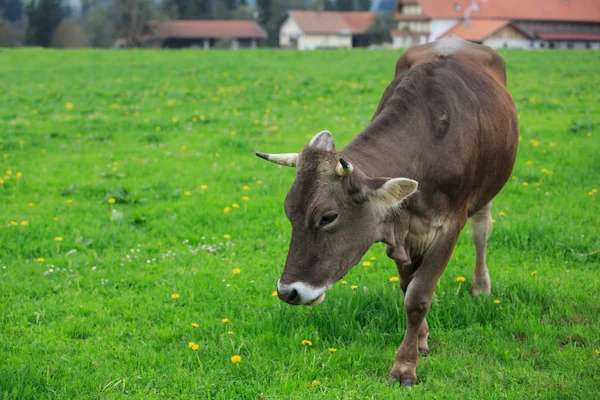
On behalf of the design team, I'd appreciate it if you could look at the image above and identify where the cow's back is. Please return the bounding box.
[351,36,518,217]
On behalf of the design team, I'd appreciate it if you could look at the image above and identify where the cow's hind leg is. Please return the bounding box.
[471,202,492,296]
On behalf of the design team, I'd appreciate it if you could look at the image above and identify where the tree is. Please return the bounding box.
[25,0,63,47]
[3,0,23,22]
[112,0,154,46]
[82,5,117,47]
[0,17,18,46]
[51,17,88,47]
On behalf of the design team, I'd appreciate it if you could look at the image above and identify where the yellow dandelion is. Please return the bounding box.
[350,285,358,290]
[242,185,249,191]
[156,126,161,132]
[191,343,199,351]
[232,268,241,275]
[37,257,44,263]
[272,290,278,297]
[241,196,249,201]
[223,234,231,239]
[15,172,22,179]
[171,293,179,299]
[21,221,29,226]
[0,178,3,184]
[108,198,116,204]
[184,191,191,196]
[188,341,195,348]
[525,161,533,166]
[549,142,556,147]
[595,349,600,355]
[67,199,73,204]
[456,276,466,282]
[362,261,371,267]
[200,115,205,121]
[65,102,74,110]
[201,184,208,190]
[222,318,230,324]
[230,355,241,363]
[6,170,12,175]
[328,348,337,353]
[172,117,179,124]
[531,271,537,276]
[311,380,321,387]
[215,153,220,158]
[301,340,312,346]
[112,167,118,172]
[341,280,347,285]
[389,276,400,282]
[499,211,506,216]
[227,331,233,335]
[224,207,231,213]
[28,202,34,207]
[370,256,376,261]
[522,182,529,187]
[191,323,199,328]
[230,131,236,136]
[529,139,539,147]
[256,180,263,185]
[232,203,239,208]
[492,218,497,223]
[494,299,501,304]
[10,221,17,226]
[55,237,63,241]
[180,146,186,152]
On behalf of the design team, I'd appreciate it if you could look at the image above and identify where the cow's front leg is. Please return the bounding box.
[391,223,462,386]
[399,273,430,357]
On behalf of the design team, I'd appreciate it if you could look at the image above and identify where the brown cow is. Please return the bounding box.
[256,36,518,385]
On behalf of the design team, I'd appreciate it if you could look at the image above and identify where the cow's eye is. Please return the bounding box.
[319,212,338,227]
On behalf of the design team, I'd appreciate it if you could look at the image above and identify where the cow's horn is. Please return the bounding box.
[336,157,353,176]
[255,152,298,167]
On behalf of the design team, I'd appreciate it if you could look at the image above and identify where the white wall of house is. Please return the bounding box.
[430,19,460,41]
[483,39,532,49]
[299,34,352,50]
[280,17,303,48]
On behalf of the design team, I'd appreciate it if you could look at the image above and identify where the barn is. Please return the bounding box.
[140,20,268,49]
[392,0,600,49]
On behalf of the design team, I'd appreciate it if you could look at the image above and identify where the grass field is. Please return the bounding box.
[1,47,599,399]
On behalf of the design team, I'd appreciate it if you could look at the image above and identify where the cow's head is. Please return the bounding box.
[256,131,417,306]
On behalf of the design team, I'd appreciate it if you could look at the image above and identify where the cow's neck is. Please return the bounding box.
[339,113,419,180]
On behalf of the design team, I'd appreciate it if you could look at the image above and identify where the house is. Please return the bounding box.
[392,0,600,49]
[279,11,377,49]
[140,20,267,49]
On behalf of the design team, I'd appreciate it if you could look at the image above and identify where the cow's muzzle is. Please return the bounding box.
[277,280,328,306]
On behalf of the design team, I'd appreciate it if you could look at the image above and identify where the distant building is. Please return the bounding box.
[139,20,267,49]
[392,0,600,49]
[279,11,377,49]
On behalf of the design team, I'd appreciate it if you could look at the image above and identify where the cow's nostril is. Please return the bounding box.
[279,288,300,305]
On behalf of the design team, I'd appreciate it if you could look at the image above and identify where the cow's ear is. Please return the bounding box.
[368,177,418,208]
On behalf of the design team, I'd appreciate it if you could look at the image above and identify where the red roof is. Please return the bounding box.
[537,32,600,40]
[288,11,376,34]
[396,0,600,23]
[440,19,516,41]
[146,20,267,39]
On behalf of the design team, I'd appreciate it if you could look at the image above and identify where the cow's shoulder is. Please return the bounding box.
[395,35,507,86]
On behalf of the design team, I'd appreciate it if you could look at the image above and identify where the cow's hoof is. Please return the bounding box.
[418,348,429,357]
[389,376,417,387]
[401,378,416,387]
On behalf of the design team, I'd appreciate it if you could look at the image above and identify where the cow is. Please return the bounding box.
[255,36,518,385]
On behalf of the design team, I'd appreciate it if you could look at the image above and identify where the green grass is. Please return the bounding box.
[0,48,599,399]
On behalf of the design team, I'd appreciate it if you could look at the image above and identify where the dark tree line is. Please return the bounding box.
[0,0,375,48]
